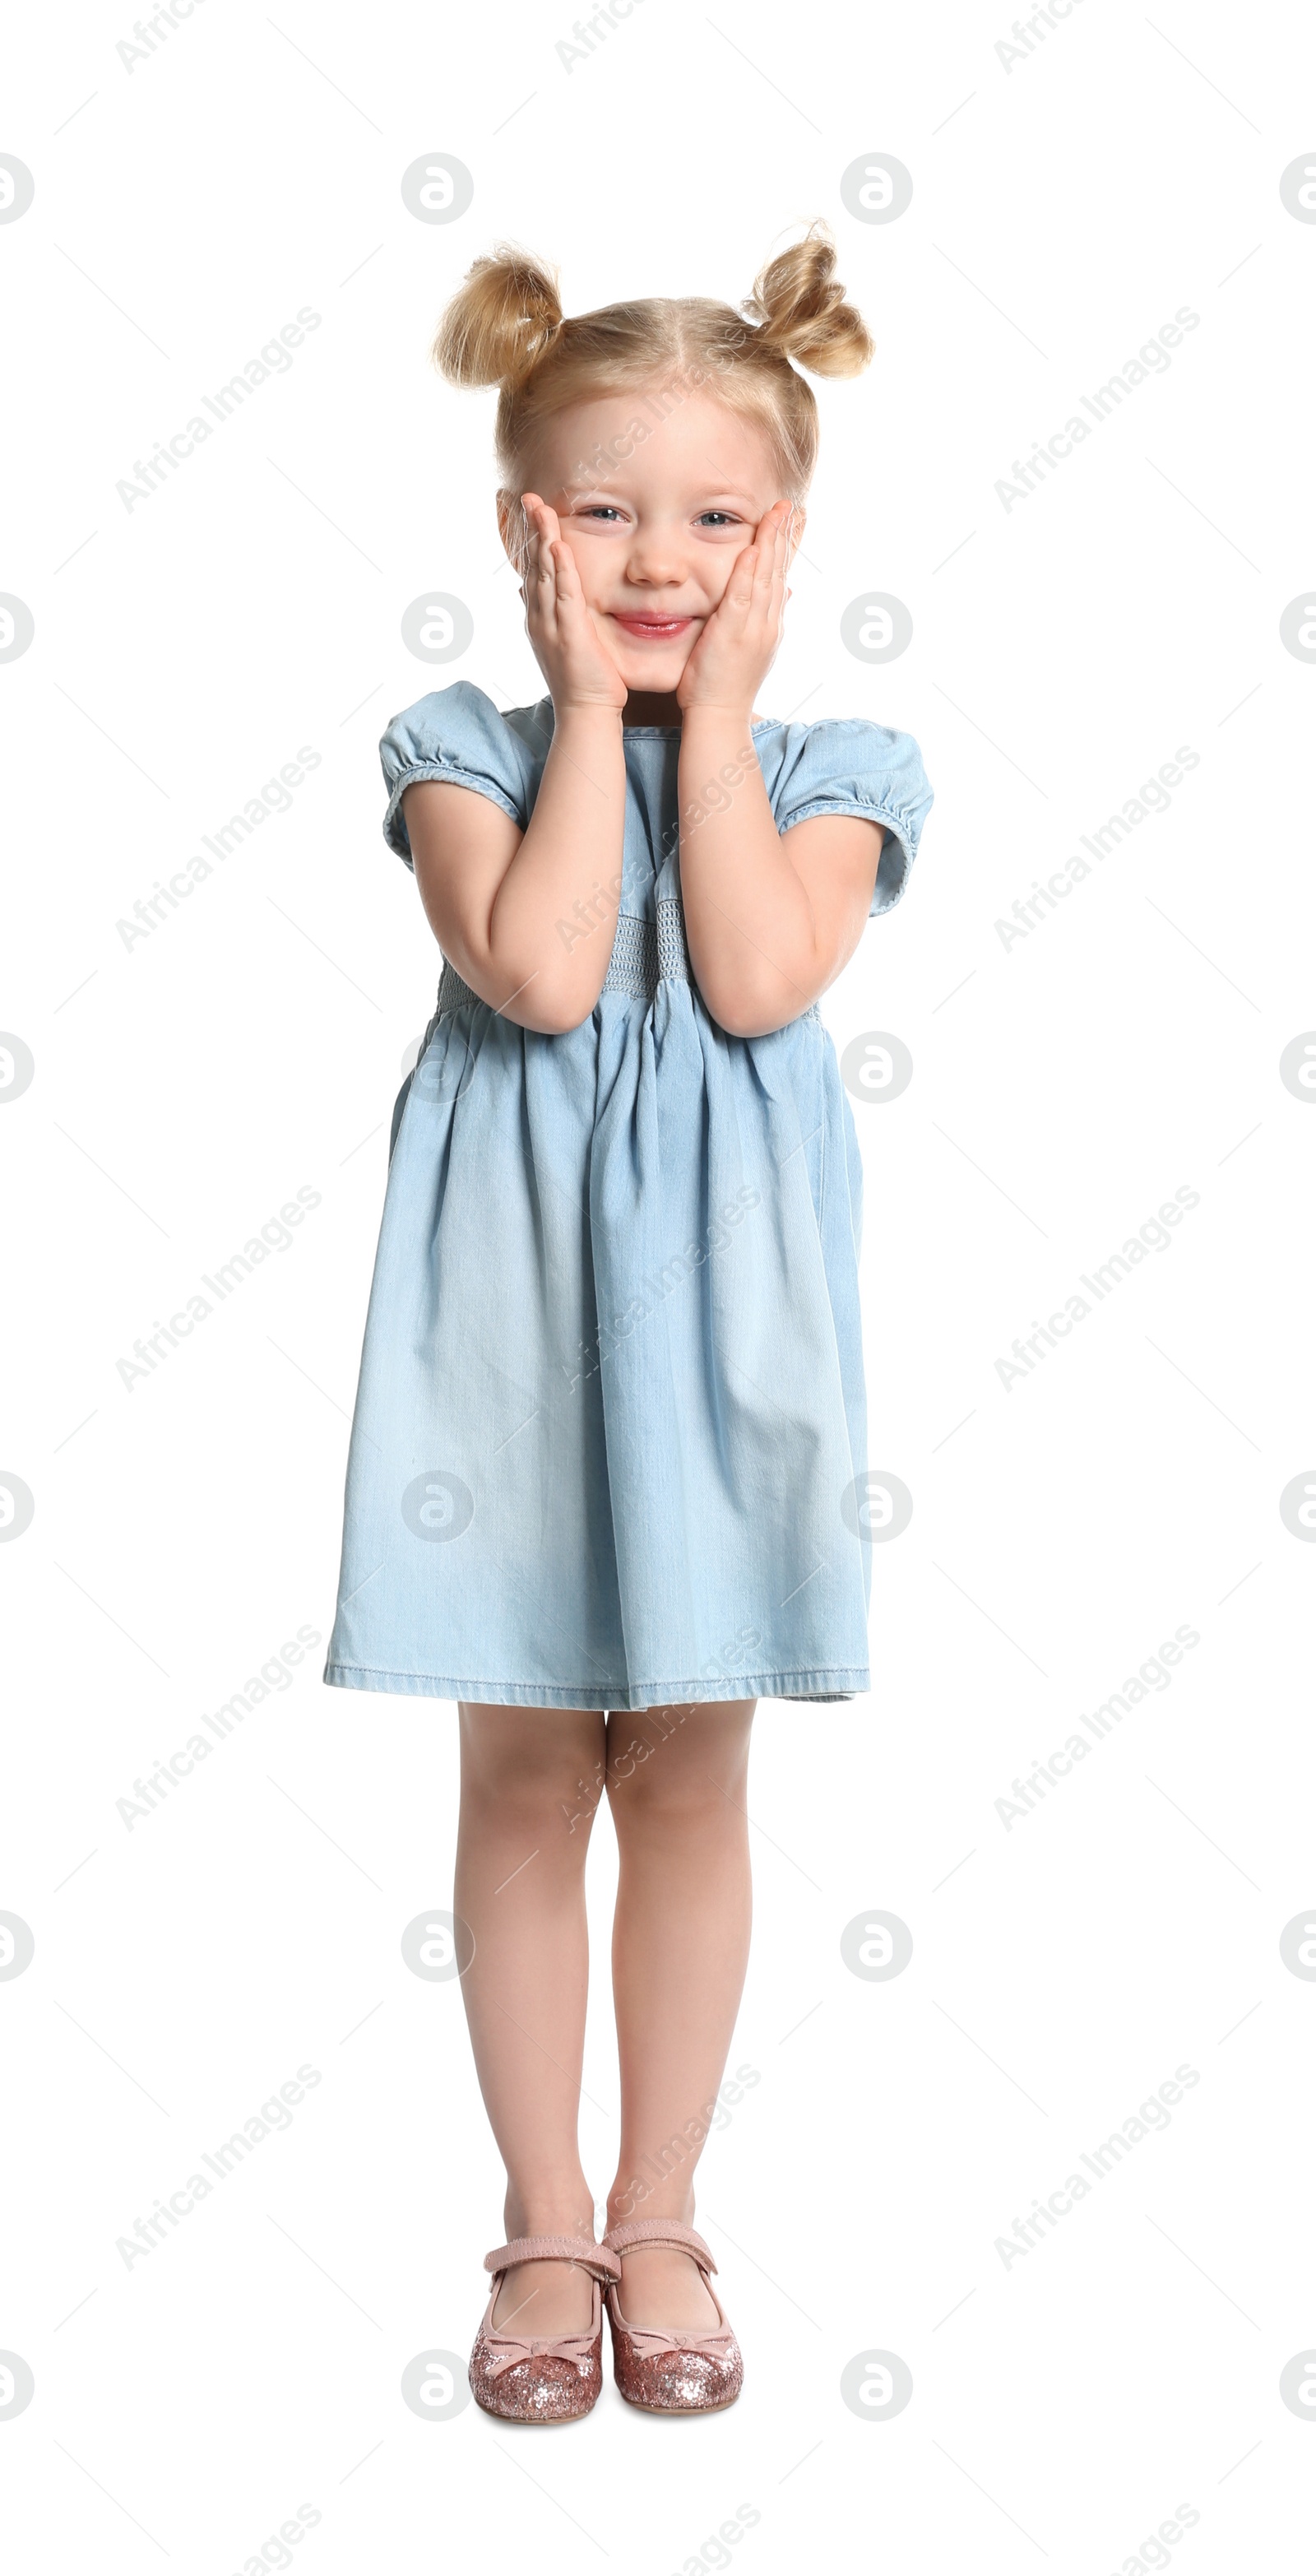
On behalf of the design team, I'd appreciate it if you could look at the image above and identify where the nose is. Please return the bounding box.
[621,524,688,590]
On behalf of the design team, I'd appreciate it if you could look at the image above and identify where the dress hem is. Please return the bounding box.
[322,1660,869,1710]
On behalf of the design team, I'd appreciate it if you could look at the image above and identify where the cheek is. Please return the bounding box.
[702,545,744,604]
[561,533,606,601]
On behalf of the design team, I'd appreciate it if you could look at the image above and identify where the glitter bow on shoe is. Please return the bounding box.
[481,2327,602,2381]
[601,2219,744,2414]
[468,2237,621,2424]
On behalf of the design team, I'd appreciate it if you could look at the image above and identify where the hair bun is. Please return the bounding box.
[742,224,873,379]
[432,244,563,391]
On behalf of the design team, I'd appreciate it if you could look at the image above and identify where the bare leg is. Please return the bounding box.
[603,1701,755,2331]
[455,1704,606,2336]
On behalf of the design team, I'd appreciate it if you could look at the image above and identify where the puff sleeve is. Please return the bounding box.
[380,682,535,867]
[766,717,933,917]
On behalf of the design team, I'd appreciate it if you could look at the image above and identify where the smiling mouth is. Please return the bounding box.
[610,612,694,639]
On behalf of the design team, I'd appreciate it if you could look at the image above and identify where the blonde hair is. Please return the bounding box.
[432,225,873,507]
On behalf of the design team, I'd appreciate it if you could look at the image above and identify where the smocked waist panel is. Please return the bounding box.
[432,897,818,1023]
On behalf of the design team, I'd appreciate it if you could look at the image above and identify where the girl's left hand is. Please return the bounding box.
[675,500,795,716]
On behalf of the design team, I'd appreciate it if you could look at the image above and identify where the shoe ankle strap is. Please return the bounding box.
[484,2235,621,2282]
[601,2218,716,2271]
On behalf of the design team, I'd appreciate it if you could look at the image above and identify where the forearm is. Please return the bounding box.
[485,708,628,1030]
[677,709,820,1037]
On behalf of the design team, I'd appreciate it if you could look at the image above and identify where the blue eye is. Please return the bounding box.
[697,511,739,528]
[581,506,623,522]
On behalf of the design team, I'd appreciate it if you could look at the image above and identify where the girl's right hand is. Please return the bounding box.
[519,495,628,714]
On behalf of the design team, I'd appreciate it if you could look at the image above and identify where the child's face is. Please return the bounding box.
[507,389,800,697]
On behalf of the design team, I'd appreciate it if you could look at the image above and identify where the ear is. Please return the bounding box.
[497,488,530,581]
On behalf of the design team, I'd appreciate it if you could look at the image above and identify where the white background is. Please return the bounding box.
[2,1,1315,2567]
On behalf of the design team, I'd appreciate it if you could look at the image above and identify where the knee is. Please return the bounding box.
[459,1712,605,1832]
[606,1710,750,1827]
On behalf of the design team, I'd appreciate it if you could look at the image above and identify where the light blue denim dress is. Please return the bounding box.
[324,685,931,1710]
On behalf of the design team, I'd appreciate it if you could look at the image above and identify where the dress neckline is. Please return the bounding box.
[523,696,782,738]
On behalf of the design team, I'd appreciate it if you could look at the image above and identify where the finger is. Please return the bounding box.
[727,539,758,608]
[752,513,783,605]
[754,503,788,594]
[518,511,534,579]
[551,536,582,601]
[520,492,542,576]
[777,504,795,587]
[544,540,572,629]
[534,504,563,587]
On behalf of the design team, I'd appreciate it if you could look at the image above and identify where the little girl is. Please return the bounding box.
[325,226,932,2421]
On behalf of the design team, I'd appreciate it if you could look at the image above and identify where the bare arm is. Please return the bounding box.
[677,706,884,1037]
[403,708,625,1034]
[403,497,629,1036]
[674,501,884,1037]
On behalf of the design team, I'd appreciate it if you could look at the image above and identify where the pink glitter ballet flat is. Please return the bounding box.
[468,2235,621,2424]
[601,2219,744,2414]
